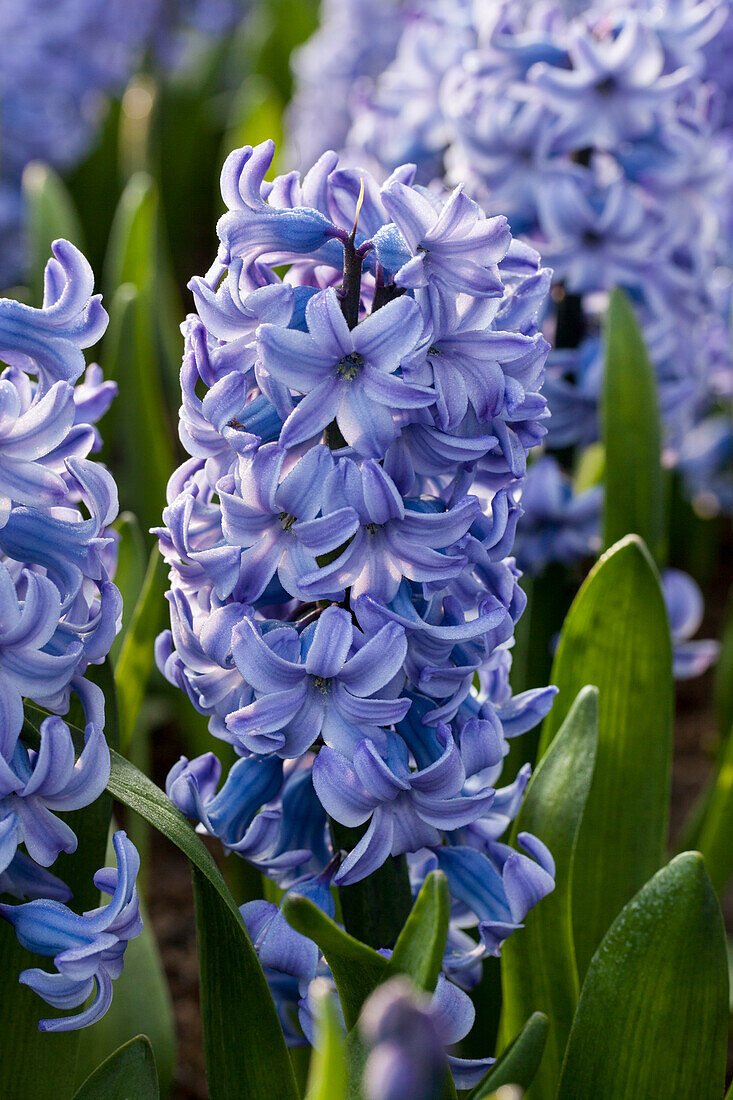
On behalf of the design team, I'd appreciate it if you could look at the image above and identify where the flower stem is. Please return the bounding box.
[330,819,414,949]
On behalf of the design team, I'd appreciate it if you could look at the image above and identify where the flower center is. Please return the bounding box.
[279,512,296,531]
[582,229,602,247]
[336,352,364,380]
[596,76,616,96]
[312,676,332,694]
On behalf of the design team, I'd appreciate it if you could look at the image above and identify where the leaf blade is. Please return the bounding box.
[602,288,664,557]
[281,894,389,1030]
[697,720,733,894]
[73,1035,158,1100]
[305,986,348,1100]
[557,853,728,1099]
[386,870,450,994]
[500,687,598,1098]
[23,163,85,307]
[467,1013,548,1099]
[538,536,673,977]
[114,547,167,751]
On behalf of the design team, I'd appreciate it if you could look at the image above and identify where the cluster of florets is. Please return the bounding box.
[159,138,557,1044]
[0,0,248,288]
[290,0,733,542]
[0,240,141,1031]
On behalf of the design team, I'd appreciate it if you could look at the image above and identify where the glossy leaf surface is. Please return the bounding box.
[538,537,673,976]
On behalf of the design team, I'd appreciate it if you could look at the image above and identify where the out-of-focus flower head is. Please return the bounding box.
[0,0,250,288]
[289,0,733,536]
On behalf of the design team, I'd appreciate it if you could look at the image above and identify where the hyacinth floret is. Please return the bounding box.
[159,138,557,1064]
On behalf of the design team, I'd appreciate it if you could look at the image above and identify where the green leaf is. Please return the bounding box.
[103,172,156,297]
[110,512,147,661]
[697,720,733,894]
[284,870,452,1038]
[573,442,605,494]
[115,547,167,751]
[467,1014,548,1099]
[557,853,728,1100]
[101,283,174,533]
[224,75,284,172]
[281,894,388,1030]
[73,1036,158,1099]
[602,288,664,558]
[102,173,178,530]
[191,870,297,1099]
[500,687,598,1099]
[103,750,298,1100]
[538,536,673,977]
[386,870,450,994]
[304,985,347,1100]
[22,162,85,306]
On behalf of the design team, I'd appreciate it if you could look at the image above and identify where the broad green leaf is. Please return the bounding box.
[66,101,122,281]
[22,162,85,306]
[538,536,673,977]
[73,1035,158,1100]
[101,283,174,533]
[110,512,147,661]
[467,1014,548,1099]
[115,547,167,751]
[602,288,664,557]
[557,853,728,1099]
[284,871,452,1035]
[305,984,347,1100]
[500,688,598,1098]
[281,894,388,1029]
[191,869,297,1099]
[386,871,449,994]
[697,720,733,894]
[247,0,320,102]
